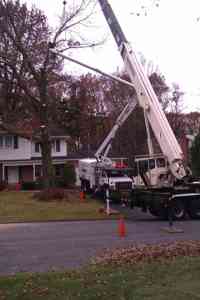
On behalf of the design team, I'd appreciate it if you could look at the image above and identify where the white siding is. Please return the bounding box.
[31,139,67,157]
[0,137,31,160]
[0,135,68,161]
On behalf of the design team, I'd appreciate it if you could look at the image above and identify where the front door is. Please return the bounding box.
[7,167,19,184]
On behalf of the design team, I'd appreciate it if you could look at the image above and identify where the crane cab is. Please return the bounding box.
[134,154,169,187]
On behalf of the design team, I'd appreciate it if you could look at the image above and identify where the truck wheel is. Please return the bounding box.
[171,199,186,220]
[148,207,159,217]
[149,206,168,220]
[188,198,200,219]
[156,208,168,220]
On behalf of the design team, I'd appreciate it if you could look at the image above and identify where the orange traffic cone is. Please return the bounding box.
[80,190,85,202]
[118,215,126,237]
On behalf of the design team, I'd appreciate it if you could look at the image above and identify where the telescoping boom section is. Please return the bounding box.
[98,0,186,180]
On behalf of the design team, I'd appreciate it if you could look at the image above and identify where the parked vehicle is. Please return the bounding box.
[78,158,133,200]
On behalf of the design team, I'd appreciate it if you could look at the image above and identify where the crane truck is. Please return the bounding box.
[97,0,200,220]
[51,0,200,220]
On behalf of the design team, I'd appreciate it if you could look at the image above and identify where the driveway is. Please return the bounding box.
[0,208,199,275]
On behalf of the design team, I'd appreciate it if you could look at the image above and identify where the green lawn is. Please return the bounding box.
[0,256,200,299]
[0,191,114,223]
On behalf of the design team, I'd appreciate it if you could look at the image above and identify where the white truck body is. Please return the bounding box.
[78,159,97,189]
[78,158,133,194]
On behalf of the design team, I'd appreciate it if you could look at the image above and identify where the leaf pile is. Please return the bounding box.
[92,240,200,266]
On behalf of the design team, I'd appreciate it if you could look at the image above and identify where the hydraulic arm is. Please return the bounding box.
[98,0,186,180]
[95,99,137,162]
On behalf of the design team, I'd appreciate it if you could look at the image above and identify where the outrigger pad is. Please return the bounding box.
[161,226,184,233]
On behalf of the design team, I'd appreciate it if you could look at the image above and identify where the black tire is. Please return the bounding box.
[171,199,186,220]
[156,208,168,220]
[149,206,168,220]
[148,207,160,217]
[188,198,200,219]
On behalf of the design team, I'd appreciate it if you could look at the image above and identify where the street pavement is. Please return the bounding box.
[0,207,200,275]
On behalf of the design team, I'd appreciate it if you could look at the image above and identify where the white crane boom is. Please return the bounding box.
[98,0,186,180]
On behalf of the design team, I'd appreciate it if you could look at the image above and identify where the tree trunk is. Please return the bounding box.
[39,69,54,189]
[41,130,54,189]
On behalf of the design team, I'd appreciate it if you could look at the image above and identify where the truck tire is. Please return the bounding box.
[149,201,186,220]
[188,198,200,219]
[148,207,159,217]
[171,199,186,220]
[149,206,168,220]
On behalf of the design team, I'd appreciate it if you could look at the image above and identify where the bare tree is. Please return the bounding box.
[0,0,101,188]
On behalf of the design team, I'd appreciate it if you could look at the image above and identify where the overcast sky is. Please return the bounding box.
[24,0,200,112]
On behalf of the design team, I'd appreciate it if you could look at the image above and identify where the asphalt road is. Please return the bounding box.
[0,207,200,275]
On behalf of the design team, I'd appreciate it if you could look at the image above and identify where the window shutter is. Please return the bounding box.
[14,136,18,149]
[56,140,60,152]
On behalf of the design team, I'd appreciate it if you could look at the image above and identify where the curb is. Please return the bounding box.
[0,217,120,225]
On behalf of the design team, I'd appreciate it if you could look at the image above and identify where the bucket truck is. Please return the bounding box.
[78,101,136,200]
[97,0,200,219]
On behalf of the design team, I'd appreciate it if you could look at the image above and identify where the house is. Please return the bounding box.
[0,119,129,188]
[0,122,70,185]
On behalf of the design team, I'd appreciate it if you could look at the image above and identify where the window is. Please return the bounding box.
[51,139,60,152]
[106,169,127,178]
[156,158,166,168]
[149,159,155,170]
[56,140,60,152]
[0,135,18,149]
[5,136,13,148]
[35,142,41,153]
[13,136,18,149]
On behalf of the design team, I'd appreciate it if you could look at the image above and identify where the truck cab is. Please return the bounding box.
[134,155,169,187]
[99,166,133,191]
[78,158,133,200]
